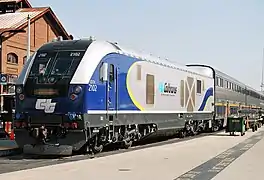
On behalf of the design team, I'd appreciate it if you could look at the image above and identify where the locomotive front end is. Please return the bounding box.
[14,39,92,155]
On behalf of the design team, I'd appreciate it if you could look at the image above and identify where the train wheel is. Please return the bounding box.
[189,125,198,136]
[213,125,219,132]
[179,130,186,138]
[89,134,104,154]
[93,144,103,153]
[122,139,132,149]
[84,145,94,156]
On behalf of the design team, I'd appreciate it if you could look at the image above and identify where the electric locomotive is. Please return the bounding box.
[14,38,216,155]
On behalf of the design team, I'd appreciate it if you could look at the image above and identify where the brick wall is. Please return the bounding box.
[1,16,57,75]
[0,15,57,98]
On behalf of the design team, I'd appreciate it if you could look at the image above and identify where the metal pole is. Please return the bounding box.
[0,33,4,132]
[261,48,264,91]
[26,14,30,60]
[0,33,3,114]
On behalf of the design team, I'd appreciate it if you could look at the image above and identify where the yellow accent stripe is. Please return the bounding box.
[202,95,213,110]
[215,103,239,107]
[126,62,144,111]
[215,103,260,108]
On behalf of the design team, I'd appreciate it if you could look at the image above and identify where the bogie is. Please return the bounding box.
[83,119,222,154]
[82,123,158,154]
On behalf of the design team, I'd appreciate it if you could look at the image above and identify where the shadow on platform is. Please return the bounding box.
[210,133,241,137]
[0,138,21,157]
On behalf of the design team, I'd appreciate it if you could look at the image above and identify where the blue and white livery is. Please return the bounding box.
[14,38,216,155]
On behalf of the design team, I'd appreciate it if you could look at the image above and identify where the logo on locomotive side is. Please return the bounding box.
[159,82,178,96]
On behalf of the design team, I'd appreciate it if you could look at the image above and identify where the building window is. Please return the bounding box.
[196,80,201,94]
[8,74,18,84]
[23,56,27,64]
[7,53,18,64]
[3,85,8,94]
[146,74,155,104]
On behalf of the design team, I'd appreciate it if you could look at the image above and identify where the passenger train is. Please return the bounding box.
[14,38,264,155]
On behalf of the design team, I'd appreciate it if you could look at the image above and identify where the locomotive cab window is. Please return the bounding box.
[99,63,103,82]
[196,80,201,94]
[109,64,114,82]
[50,51,84,76]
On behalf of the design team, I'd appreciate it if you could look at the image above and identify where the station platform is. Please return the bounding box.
[0,139,19,157]
[0,127,264,180]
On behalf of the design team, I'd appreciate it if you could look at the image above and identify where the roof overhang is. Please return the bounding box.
[0,7,70,40]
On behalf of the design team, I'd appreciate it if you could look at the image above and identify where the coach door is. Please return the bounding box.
[223,101,229,127]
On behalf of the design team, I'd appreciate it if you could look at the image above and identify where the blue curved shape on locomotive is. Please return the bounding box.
[198,87,214,111]
[84,53,141,111]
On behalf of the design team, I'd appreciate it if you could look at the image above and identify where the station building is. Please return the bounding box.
[0,0,71,110]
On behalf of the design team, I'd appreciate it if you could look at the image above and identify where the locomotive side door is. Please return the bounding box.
[101,62,118,141]
[107,64,118,116]
[101,62,118,119]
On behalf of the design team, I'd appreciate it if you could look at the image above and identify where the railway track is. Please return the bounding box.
[0,130,223,175]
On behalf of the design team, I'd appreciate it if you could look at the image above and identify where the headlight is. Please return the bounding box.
[73,86,82,94]
[16,86,22,94]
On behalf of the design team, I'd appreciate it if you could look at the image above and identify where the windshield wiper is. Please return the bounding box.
[59,60,75,80]
[65,59,75,75]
